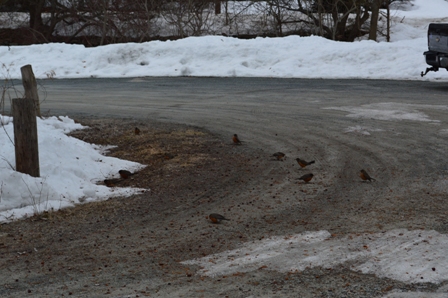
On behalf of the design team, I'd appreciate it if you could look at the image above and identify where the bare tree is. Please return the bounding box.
[277,0,366,41]
[267,0,286,36]
[162,0,215,37]
[0,0,13,10]
[0,0,412,45]
[368,0,411,41]
[18,0,48,40]
[63,0,163,45]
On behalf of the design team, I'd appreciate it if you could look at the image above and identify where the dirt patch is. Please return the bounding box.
[68,118,216,190]
[0,117,252,297]
[1,116,448,297]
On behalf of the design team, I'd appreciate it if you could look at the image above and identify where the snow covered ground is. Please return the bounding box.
[1,1,448,295]
[0,0,448,81]
[0,115,146,222]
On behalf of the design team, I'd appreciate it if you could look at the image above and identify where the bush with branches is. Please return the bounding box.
[0,0,411,45]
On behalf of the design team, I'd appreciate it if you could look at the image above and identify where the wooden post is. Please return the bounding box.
[12,98,40,178]
[20,64,41,117]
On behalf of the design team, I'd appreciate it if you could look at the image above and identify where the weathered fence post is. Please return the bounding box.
[20,64,41,117]
[12,98,40,178]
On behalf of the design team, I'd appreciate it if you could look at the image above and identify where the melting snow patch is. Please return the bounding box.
[380,291,448,298]
[438,129,448,135]
[344,125,383,135]
[183,229,448,284]
[325,103,448,122]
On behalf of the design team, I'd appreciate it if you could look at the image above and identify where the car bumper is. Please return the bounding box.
[424,50,448,69]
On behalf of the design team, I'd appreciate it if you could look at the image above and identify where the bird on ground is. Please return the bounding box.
[232,134,242,145]
[273,152,286,161]
[104,178,122,187]
[163,153,175,160]
[298,173,314,183]
[359,169,375,181]
[135,127,141,135]
[296,158,315,168]
[209,213,230,223]
[119,170,134,179]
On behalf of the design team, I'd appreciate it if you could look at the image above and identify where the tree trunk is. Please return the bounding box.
[29,3,43,30]
[318,0,323,37]
[386,1,390,42]
[24,0,51,41]
[368,0,380,41]
[100,0,108,46]
[214,1,220,15]
[347,7,370,42]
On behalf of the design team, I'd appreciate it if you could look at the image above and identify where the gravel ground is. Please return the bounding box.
[1,116,448,297]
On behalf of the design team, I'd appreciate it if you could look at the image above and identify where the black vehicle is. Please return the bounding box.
[421,23,448,77]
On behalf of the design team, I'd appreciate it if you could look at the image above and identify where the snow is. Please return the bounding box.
[325,103,448,122]
[1,0,448,291]
[0,116,146,222]
[182,229,448,284]
[0,0,448,80]
[0,35,431,80]
[344,125,384,135]
[381,291,448,298]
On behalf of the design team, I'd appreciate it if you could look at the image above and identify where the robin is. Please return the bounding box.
[296,158,315,168]
[232,134,242,145]
[359,169,375,181]
[104,178,122,187]
[119,170,134,179]
[209,213,230,223]
[163,153,175,160]
[298,173,314,183]
[273,152,286,160]
[135,127,141,135]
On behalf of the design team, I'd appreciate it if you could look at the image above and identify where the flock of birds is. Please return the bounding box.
[232,133,375,182]
[103,128,376,224]
[207,134,376,224]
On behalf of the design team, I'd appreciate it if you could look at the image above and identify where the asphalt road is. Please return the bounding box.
[9,77,448,183]
[8,76,448,136]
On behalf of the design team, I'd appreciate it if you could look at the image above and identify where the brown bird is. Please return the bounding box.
[359,169,375,181]
[134,127,141,135]
[232,134,242,145]
[298,173,314,183]
[119,170,134,179]
[104,178,122,187]
[273,152,286,161]
[163,153,175,160]
[296,158,315,168]
[209,213,230,224]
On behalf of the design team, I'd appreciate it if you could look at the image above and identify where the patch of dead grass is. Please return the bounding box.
[68,117,217,189]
